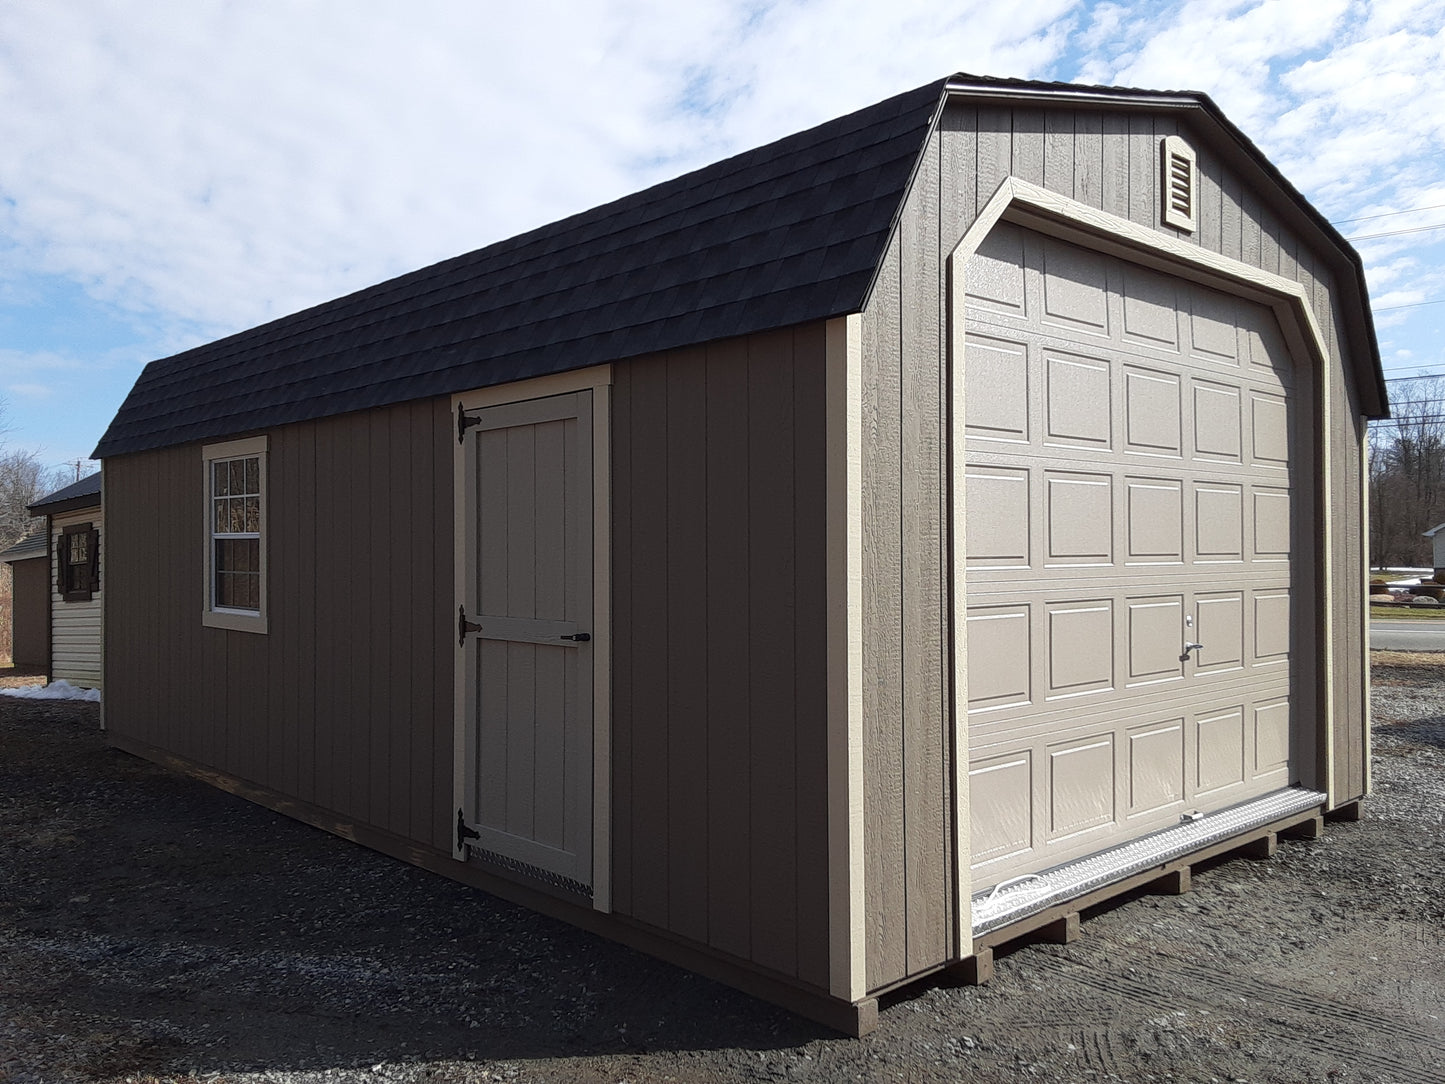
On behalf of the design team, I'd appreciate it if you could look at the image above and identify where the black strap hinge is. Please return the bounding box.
[458,605,482,647]
[456,808,480,852]
[458,403,483,444]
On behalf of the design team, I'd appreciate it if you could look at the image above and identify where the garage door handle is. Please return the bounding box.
[1181,641,1204,661]
[560,633,591,642]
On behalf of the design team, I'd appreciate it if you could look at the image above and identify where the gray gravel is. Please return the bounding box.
[2,657,1443,1084]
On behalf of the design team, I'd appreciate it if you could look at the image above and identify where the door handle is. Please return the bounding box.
[560,633,591,642]
[1180,641,1204,662]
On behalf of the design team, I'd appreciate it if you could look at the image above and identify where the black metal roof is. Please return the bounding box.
[28,472,102,514]
[94,79,948,458]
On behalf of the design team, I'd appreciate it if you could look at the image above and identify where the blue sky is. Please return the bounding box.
[1,0,1442,475]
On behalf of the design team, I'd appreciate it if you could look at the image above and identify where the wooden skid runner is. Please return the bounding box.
[957,807,1328,983]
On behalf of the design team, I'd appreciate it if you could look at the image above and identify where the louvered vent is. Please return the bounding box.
[1160,135,1197,232]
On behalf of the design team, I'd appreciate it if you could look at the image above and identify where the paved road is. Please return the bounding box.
[1370,618,1445,652]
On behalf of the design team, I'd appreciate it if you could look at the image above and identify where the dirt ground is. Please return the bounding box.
[2,657,1442,1084]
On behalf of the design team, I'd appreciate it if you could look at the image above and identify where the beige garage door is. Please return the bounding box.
[963,223,1314,888]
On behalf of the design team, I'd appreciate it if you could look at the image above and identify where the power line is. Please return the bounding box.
[1375,298,1445,312]
[1345,222,1445,242]
[1332,201,1445,226]
[1384,373,1445,382]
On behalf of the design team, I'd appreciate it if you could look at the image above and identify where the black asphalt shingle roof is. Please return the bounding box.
[94,79,948,458]
[28,471,102,513]
[94,72,1387,458]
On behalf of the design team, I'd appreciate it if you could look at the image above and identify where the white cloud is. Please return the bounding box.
[0,0,1087,346]
[2,0,1444,412]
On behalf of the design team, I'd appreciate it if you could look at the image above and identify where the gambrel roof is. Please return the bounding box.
[95,75,1385,458]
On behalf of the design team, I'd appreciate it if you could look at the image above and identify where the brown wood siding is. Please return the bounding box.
[103,397,456,855]
[610,324,831,992]
[858,102,1374,989]
[9,556,50,667]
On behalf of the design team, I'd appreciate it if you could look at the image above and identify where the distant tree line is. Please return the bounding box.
[1370,376,1445,569]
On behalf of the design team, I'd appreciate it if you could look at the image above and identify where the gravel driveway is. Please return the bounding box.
[2,655,1442,1084]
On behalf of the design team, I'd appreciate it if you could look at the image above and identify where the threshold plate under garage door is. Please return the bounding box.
[970,787,1327,936]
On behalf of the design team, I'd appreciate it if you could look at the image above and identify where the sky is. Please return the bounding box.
[1,0,1442,478]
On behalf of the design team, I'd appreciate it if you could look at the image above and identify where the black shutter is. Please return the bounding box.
[88,527,100,594]
[55,530,67,596]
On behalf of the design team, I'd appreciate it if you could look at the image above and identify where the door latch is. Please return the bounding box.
[1180,641,1205,662]
[559,632,591,642]
[458,605,482,647]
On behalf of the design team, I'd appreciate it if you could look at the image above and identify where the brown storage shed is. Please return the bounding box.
[1,526,50,668]
[94,75,1386,1035]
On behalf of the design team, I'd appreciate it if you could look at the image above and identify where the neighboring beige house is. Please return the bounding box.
[29,474,103,690]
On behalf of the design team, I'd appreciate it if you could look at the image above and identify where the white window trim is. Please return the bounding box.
[202,434,268,634]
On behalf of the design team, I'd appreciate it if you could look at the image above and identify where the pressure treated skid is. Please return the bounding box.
[95,76,1384,1035]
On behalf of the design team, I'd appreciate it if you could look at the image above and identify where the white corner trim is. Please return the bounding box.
[826,313,866,1001]
[590,382,613,914]
[946,257,972,953]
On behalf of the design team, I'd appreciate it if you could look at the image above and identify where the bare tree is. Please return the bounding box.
[1369,376,1445,568]
[0,449,74,550]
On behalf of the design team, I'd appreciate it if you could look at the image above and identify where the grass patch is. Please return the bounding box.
[1369,603,1445,621]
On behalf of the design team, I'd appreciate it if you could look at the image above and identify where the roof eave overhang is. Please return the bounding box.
[29,493,102,517]
[937,78,1388,420]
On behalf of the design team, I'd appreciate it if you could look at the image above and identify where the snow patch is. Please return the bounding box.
[0,679,100,702]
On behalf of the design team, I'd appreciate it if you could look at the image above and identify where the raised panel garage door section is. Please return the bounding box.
[963,222,1314,888]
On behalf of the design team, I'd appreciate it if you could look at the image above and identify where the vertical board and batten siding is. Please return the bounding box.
[49,508,103,690]
[610,324,832,993]
[859,123,954,995]
[103,397,456,856]
[858,100,1372,993]
[10,557,50,667]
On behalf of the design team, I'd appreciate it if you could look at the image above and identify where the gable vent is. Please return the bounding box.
[1160,135,1197,232]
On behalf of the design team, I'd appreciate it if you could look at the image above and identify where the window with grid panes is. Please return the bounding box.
[212,455,261,610]
[203,435,267,632]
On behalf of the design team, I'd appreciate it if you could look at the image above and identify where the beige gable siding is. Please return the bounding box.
[858,100,1372,993]
[50,507,103,691]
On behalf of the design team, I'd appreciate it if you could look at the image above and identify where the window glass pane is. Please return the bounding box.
[209,452,263,616]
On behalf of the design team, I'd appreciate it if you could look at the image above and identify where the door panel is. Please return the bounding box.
[963,224,1313,887]
[462,391,593,887]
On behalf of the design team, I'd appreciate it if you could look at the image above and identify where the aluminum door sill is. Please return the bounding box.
[970,786,1327,936]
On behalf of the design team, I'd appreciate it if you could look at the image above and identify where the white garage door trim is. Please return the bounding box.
[946,177,1335,951]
